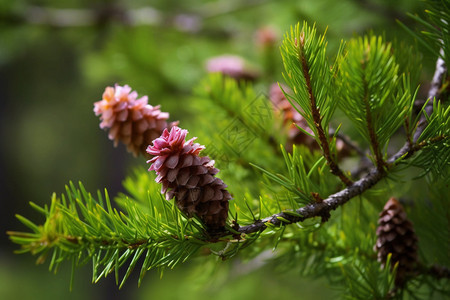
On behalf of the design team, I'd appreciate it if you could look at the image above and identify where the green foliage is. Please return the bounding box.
[252,145,338,205]
[190,73,287,200]
[392,41,422,90]
[416,100,450,143]
[192,73,282,162]
[409,101,450,181]
[398,0,450,65]
[263,193,396,299]
[339,255,396,300]
[411,137,450,181]
[8,182,210,289]
[336,35,416,160]
[280,22,342,139]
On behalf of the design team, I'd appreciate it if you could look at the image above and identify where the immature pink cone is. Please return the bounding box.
[94,84,177,156]
[206,55,258,81]
[147,126,231,229]
[269,83,318,151]
[255,26,278,47]
[269,83,350,157]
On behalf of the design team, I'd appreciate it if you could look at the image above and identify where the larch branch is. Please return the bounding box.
[236,54,447,235]
[298,33,353,186]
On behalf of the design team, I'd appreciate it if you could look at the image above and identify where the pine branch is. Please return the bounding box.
[398,1,450,66]
[238,136,446,235]
[392,51,448,164]
[299,34,352,186]
[201,75,281,155]
[329,128,373,178]
[238,168,382,234]
[8,182,209,287]
[282,24,353,186]
[413,49,447,143]
[337,35,417,171]
[236,55,447,235]
[330,129,366,158]
[361,60,385,171]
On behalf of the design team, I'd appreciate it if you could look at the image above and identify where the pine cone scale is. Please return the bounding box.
[165,155,179,169]
[186,176,200,188]
[166,168,179,182]
[200,174,214,186]
[177,169,191,186]
[202,186,215,202]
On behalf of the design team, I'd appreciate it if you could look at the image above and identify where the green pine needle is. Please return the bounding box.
[7,181,211,287]
[336,35,416,159]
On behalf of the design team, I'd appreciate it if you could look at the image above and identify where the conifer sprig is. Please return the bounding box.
[398,0,450,66]
[194,74,281,158]
[336,36,415,171]
[238,51,447,235]
[280,22,352,186]
[8,182,209,288]
[238,116,447,235]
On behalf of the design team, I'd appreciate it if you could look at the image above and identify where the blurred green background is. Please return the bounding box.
[0,0,432,299]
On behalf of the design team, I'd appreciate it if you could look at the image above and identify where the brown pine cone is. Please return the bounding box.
[374,197,419,287]
[94,84,177,156]
[147,126,231,230]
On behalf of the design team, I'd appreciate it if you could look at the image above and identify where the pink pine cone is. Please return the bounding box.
[269,83,350,157]
[94,84,177,156]
[269,83,317,151]
[147,126,231,229]
[206,55,258,81]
